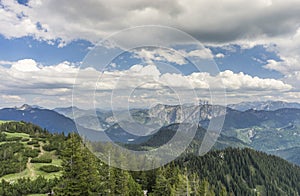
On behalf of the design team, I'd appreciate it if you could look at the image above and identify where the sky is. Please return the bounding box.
[0,0,300,109]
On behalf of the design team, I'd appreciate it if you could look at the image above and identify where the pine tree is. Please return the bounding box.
[175,171,191,195]
[151,168,174,195]
[54,133,99,195]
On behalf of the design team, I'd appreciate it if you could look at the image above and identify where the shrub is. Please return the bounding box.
[21,138,30,142]
[23,148,39,158]
[27,140,38,145]
[5,137,22,141]
[33,144,40,148]
[39,165,61,173]
[42,145,57,152]
[0,133,6,141]
[38,138,47,143]
[30,157,52,163]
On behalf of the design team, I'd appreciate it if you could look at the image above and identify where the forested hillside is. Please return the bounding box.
[0,121,299,195]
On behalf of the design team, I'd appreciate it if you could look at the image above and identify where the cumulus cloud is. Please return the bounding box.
[262,30,300,90]
[133,48,187,65]
[11,59,40,72]
[264,58,300,75]
[132,47,214,66]
[215,53,225,58]
[0,59,77,106]
[185,48,214,59]
[0,59,293,108]
[217,70,291,91]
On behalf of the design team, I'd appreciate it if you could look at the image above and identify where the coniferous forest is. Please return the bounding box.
[0,121,300,195]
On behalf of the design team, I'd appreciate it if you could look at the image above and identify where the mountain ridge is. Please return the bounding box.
[228,100,300,111]
[1,103,300,166]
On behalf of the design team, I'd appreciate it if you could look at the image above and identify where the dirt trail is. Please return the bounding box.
[38,141,45,157]
[27,157,35,178]
[26,138,38,178]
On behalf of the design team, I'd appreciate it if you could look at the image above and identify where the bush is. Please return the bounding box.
[27,140,38,145]
[5,137,22,141]
[38,138,47,143]
[33,144,40,148]
[30,157,52,163]
[42,144,57,152]
[23,148,39,158]
[21,138,30,142]
[39,165,61,173]
[4,129,15,133]
[0,133,6,142]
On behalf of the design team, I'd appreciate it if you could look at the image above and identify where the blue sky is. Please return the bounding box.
[0,35,92,65]
[0,34,282,77]
[0,0,299,109]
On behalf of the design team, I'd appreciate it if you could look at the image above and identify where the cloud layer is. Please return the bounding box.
[1,0,300,44]
[1,0,300,107]
[0,59,293,108]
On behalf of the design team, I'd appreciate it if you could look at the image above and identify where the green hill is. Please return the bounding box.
[0,121,299,195]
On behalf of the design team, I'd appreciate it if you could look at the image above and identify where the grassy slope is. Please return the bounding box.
[0,132,62,182]
[0,120,9,124]
[5,131,30,139]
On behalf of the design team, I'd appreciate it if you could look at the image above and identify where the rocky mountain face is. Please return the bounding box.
[54,104,227,132]
[121,105,300,165]
[148,103,227,125]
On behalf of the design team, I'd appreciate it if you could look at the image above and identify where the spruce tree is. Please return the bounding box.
[54,133,99,195]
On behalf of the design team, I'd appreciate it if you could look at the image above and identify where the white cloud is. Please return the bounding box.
[264,57,300,75]
[1,95,24,102]
[129,64,161,78]
[217,70,292,91]
[215,53,225,58]
[0,60,14,66]
[133,48,187,65]
[285,92,300,99]
[132,47,214,67]
[0,59,77,102]
[0,59,293,108]
[11,59,40,72]
[184,48,214,59]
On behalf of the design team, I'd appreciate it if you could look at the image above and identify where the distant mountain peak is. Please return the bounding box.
[14,104,44,111]
[16,104,32,111]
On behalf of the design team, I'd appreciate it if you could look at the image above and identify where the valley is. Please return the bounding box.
[1,102,300,166]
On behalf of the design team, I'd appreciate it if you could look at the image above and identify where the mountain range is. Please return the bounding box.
[228,100,300,111]
[1,101,300,166]
[0,104,76,134]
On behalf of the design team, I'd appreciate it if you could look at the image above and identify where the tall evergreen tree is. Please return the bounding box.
[54,133,98,195]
